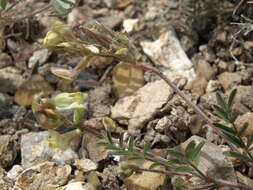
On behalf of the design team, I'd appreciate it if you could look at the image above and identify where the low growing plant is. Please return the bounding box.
[4,1,252,189]
[29,21,253,189]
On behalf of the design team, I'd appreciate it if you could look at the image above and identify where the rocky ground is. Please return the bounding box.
[1,0,253,189]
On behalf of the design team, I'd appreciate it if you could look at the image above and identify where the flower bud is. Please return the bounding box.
[50,67,75,82]
[52,92,88,125]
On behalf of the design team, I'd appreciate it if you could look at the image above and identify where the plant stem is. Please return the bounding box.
[188,183,216,190]
[81,123,253,190]
[188,162,206,179]
[136,63,241,155]
[214,178,253,190]
[131,167,193,178]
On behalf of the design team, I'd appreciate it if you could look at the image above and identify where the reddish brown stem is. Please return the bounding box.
[136,62,253,168]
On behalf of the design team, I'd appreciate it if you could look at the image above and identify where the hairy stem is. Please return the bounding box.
[81,123,253,190]
[131,167,193,178]
[136,62,246,158]
[188,183,216,190]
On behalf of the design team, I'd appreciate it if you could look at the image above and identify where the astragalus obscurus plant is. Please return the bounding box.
[1,0,252,189]
[29,20,253,190]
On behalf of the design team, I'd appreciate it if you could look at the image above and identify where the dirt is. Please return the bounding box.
[1,0,253,189]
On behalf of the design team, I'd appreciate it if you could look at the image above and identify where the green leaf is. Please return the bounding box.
[229,111,239,123]
[127,156,145,161]
[185,141,196,159]
[149,162,162,169]
[106,131,113,145]
[0,0,7,10]
[143,141,151,156]
[247,133,253,148]
[168,150,185,159]
[128,136,134,152]
[97,140,120,150]
[97,141,109,147]
[168,159,186,165]
[214,123,236,135]
[104,144,121,150]
[101,130,108,140]
[112,151,132,156]
[228,89,237,111]
[52,0,73,15]
[175,166,194,172]
[238,122,248,137]
[213,105,230,123]
[224,131,245,148]
[190,141,205,164]
[216,92,228,111]
[225,151,252,163]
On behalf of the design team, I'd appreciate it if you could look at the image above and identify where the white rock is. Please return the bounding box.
[124,160,166,190]
[82,132,108,163]
[64,182,96,190]
[111,80,173,134]
[21,131,78,169]
[206,80,222,93]
[74,158,97,172]
[7,165,23,180]
[28,49,51,68]
[140,26,196,81]
[14,161,71,190]
[123,19,139,33]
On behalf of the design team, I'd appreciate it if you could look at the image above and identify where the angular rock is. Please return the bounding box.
[96,16,123,29]
[206,80,222,93]
[199,92,217,110]
[88,83,112,118]
[236,172,253,187]
[123,19,139,33]
[0,53,11,69]
[217,61,229,73]
[111,80,173,134]
[14,161,71,190]
[81,132,107,163]
[64,182,96,190]
[28,49,51,68]
[140,26,196,81]
[0,93,13,119]
[21,131,78,169]
[7,165,23,181]
[0,135,17,168]
[0,167,13,190]
[74,158,97,172]
[14,74,53,106]
[124,160,166,190]
[232,85,253,113]
[195,60,216,80]
[190,74,208,96]
[170,136,238,190]
[189,115,204,135]
[218,72,242,90]
[0,67,24,93]
[235,112,253,137]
